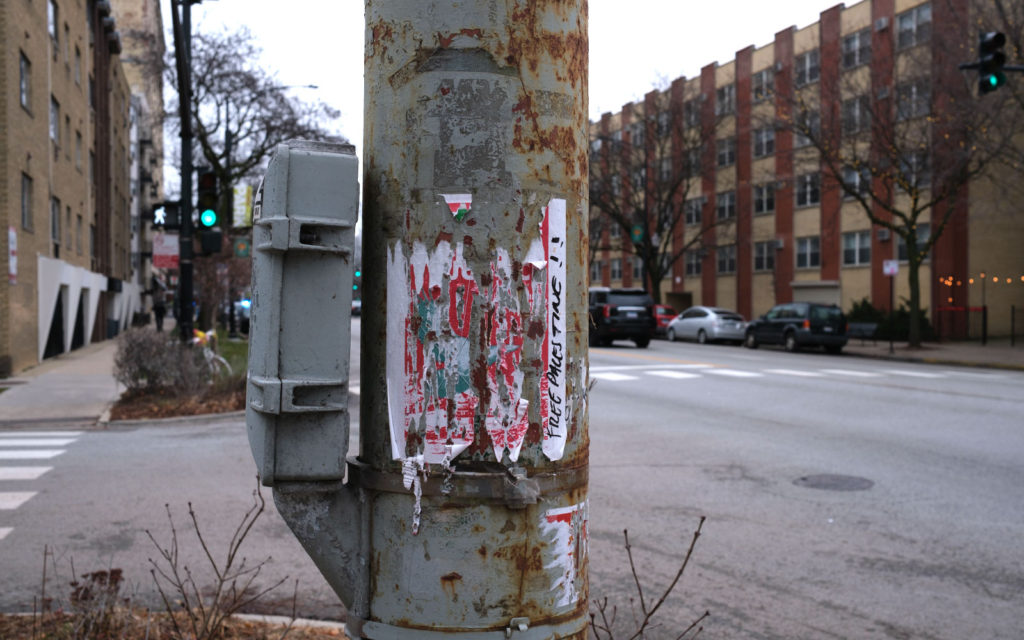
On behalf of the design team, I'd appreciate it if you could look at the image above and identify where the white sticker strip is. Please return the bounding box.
[541,199,569,461]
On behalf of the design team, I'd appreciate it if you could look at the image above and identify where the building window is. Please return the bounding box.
[685,197,704,225]
[74,46,81,85]
[796,173,821,207]
[716,84,735,116]
[752,69,774,102]
[754,182,775,214]
[48,1,59,58]
[841,95,871,134]
[609,223,620,239]
[657,110,670,136]
[842,230,871,266]
[717,137,736,167]
[631,165,646,190]
[629,121,645,149]
[717,245,737,275]
[75,131,83,169]
[65,207,72,248]
[590,260,603,283]
[685,250,702,276]
[795,49,820,87]
[900,152,931,188]
[64,115,71,159]
[716,191,736,220]
[897,3,932,50]
[898,223,931,261]
[842,165,872,198]
[684,100,700,128]
[22,174,34,231]
[76,214,83,254]
[50,96,60,143]
[753,127,775,158]
[896,79,931,120]
[610,258,622,280]
[754,241,776,272]
[659,156,672,182]
[842,28,872,68]
[686,148,701,176]
[795,109,820,148]
[611,174,622,197]
[633,256,643,279]
[20,52,32,111]
[796,236,820,269]
[51,197,61,247]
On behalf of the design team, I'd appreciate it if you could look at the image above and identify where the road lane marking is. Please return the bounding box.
[0,527,11,540]
[0,450,65,460]
[884,369,946,379]
[0,492,37,510]
[0,438,77,447]
[0,467,52,481]
[590,372,639,382]
[0,431,83,438]
[588,349,717,367]
[942,370,1006,379]
[820,369,883,378]
[591,364,713,372]
[704,369,762,378]
[764,369,825,377]
[645,370,702,379]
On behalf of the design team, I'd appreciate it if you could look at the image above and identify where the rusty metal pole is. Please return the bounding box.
[357,0,590,637]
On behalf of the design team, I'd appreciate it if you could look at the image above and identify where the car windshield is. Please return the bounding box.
[609,294,651,307]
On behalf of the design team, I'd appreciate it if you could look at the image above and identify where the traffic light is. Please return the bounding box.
[196,168,219,227]
[353,269,361,292]
[978,31,1007,94]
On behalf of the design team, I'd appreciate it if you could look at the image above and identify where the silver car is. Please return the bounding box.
[666,306,747,344]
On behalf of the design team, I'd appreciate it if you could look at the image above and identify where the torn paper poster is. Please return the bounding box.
[539,198,569,461]
[540,501,589,608]
[442,193,472,221]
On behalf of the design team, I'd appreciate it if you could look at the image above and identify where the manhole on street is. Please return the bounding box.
[793,474,874,491]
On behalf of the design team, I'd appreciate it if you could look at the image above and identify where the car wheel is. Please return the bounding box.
[697,329,708,345]
[825,345,843,355]
[784,332,799,352]
[634,336,651,348]
[744,331,758,349]
[667,328,677,342]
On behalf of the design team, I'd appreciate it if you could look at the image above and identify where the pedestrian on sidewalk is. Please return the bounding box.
[153,293,167,332]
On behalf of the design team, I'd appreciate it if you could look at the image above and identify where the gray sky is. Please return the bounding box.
[175,1,839,147]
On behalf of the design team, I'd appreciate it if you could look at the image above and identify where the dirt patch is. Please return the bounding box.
[0,611,345,639]
[109,387,246,421]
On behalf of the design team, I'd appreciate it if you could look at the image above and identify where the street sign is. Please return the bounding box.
[883,259,899,276]
[233,237,251,258]
[152,232,180,269]
[631,224,644,242]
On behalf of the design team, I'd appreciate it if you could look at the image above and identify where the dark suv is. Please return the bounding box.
[743,302,848,354]
[588,287,656,348]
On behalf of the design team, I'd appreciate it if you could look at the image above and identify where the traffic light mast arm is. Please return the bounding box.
[958,62,1024,72]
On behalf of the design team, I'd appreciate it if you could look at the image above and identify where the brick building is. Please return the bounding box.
[590,0,1023,339]
[1,0,162,377]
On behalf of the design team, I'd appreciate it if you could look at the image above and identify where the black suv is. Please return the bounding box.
[743,302,848,354]
[588,287,656,348]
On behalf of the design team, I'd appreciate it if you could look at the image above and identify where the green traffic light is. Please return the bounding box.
[200,209,218,227]
[355,270,361,277]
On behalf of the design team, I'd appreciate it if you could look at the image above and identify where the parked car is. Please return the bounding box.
[588,287,656,348]
[744,302,848,354]
[666,306,746,344]
[653,304,677,337]
[351,299,362,316]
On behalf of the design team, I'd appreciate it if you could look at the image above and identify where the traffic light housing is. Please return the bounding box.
[978,31,1007,94]
[196,168,219,228]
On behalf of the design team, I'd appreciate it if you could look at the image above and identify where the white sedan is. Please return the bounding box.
[666,306,747,344]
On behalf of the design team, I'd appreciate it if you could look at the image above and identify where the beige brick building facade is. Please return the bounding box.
[1,0,162,377]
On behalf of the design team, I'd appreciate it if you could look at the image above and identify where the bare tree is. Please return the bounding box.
[772,8,1018,346]
[589,90,730,304]
[164,27,346,330]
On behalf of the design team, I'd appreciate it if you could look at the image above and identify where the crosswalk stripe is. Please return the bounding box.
[0,438,77,447]
[0,527,12,540]
[591,372,639,382]
[884,369,946,379]
[0,492,37,510]
[646,370,702,380]
[0,450,65,460]
[0,467,52,481]
[820,369,883,378]
[590,364,712,372]
[0,431,83,438]
[705,369,763,378]
[764,369,825,377]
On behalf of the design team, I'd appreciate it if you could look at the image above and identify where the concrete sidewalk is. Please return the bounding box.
[1,331,1022,430]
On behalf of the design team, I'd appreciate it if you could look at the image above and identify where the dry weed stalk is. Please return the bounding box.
[590,517,710,640]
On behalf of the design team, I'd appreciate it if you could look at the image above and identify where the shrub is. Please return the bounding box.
[846,297,935,341]
[113,328,216,396]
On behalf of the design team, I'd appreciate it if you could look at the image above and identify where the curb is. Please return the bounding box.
[232,613,347,634]
[844,349,1024,372]
[103,409,246,428]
